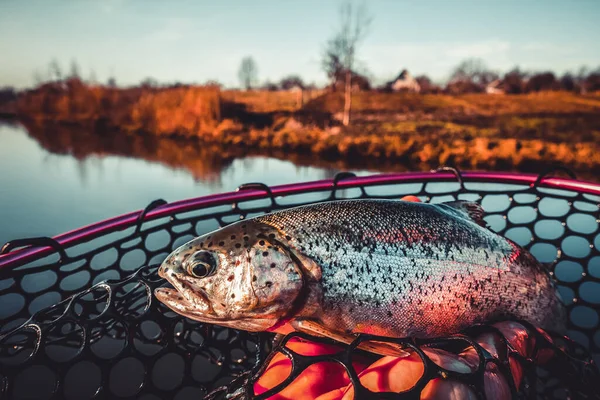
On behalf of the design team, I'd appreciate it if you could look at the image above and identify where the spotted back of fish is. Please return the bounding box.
[256,199,566,337]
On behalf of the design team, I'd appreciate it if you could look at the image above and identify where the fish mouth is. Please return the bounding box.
[155,266,216,319]
[154,286,279,331]
[154,286,217,320]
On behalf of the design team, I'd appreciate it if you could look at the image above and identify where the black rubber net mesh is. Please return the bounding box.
[1,170,599,399]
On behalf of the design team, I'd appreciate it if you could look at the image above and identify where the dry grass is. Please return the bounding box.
[14,84,600,173]
[215,90,600,171]
[206,124,600,172]
[17,81,222,136]
[130,86,221,136]
[303,91,600,117]
[222,89,325,112]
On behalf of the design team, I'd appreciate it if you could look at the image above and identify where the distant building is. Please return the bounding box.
[485,79,505,95]
[388,70,421,93]
[286,84,303,93]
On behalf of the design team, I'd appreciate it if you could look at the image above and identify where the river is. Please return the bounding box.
[0,122,379,247]
[1,120,599,398]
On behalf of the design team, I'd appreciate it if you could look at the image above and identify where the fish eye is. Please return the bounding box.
[186,251,217,278]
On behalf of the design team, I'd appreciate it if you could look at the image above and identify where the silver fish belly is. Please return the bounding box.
[256,199,567,338]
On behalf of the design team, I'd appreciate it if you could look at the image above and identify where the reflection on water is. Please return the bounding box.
[0,122,376,246]
[18,120,382,184]
[2,120,598,250]
[20,121,237,184]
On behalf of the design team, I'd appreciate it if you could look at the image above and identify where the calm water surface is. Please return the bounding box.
[0,123,376,246]
[2,122,600,399]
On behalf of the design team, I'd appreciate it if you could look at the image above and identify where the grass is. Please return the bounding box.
[221,89,324,113]
[304,91,600,117]
[130,86,221,136]
[16,80,221,136]
[11,82,600,174]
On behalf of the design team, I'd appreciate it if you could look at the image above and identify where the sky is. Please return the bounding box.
[1,0,599,89]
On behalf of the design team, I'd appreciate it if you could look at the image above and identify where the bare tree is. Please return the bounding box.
[526,72,559,92]
[448,58,498,93]
[238,56,258,90]
[415,75,442,94]
[322,1,372,126]
[262,81,279,91]
[279,75,305,90]
[559,72,578,92]
[322,44,344,85]
[140,77,159,89]
[89,69,97,84]
[502,67,527,94]
[33,69,44,86]
[48,59,63,82]
[69,60,81,79]
[583,66,600,93]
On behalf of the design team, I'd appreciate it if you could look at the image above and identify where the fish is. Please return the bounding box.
[154,198,567,349]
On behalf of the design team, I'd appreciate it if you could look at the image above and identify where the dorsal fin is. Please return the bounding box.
[442,201,486,227]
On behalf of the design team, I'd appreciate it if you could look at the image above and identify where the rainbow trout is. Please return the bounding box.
[155,199,566,345]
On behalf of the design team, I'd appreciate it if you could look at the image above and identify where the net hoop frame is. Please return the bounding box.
[1,170,599,270]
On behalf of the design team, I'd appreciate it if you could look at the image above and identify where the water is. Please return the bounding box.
[1,121,600,398]
[0,122,376,247]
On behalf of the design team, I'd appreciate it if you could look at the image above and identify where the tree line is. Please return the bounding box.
[2,0,599,128]
[234,0,599,126]
[235,56,600,95]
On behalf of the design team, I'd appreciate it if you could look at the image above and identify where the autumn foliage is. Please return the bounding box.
[17,79,221,136]
[12,80,600,174]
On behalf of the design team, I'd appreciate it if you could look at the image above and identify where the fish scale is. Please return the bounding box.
[256,199,566,337]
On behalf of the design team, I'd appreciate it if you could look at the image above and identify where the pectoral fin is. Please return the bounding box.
[291,319,410,358]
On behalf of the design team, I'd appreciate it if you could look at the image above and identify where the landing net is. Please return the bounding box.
[1,168,599,399]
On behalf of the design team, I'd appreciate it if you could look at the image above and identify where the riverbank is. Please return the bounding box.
[13,119,599,183]
[9,81,600,173]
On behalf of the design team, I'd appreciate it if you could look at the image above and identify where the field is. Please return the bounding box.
[220,90,600,171]
[8,82,600,174]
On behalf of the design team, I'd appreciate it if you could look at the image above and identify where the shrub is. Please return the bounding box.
[525,72,559,92]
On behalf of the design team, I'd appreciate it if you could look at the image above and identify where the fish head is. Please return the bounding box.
[155,221,305,331]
